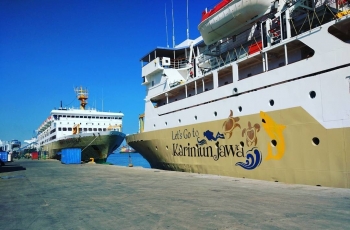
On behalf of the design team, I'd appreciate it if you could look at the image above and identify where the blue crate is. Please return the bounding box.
[61,148,81,164]
[0,152,8,162]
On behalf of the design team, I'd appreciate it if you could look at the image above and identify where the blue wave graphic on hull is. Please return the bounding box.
[235,148,262,170]
[197,137,207,145]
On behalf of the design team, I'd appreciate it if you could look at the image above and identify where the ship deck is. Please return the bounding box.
[1,159,349,229]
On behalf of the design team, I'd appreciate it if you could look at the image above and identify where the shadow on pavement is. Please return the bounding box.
[0,164,26,173]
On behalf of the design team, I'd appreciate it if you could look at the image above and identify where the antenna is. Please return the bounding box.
[171,0,175,47]
[187,0,189,40]
[165,3,169,48]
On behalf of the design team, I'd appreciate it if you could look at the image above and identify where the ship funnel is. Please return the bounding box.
[74,87,88,110]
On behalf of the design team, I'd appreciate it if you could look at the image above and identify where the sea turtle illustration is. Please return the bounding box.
[222,110,241,139]
[242,121,260,147]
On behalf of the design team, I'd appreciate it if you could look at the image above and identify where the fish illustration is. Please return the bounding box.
[260,111,286,160]
[203,130,225,141]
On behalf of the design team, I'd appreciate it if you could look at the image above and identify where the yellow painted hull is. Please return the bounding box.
[127,107,350,188]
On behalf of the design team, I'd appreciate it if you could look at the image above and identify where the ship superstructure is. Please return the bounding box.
[126,0,350,188]
[37,87,125,162]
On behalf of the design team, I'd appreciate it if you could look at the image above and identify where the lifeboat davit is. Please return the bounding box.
[198,0,274,45]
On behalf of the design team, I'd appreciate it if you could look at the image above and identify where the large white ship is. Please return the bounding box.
[126,0,350,188]
[38,87,125,162]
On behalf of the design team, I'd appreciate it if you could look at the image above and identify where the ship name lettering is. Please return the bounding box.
[215,142,245,160]
[172,141,245,161]
[192,128,199,138]
[183,129,191,139]
[172,130,182,140]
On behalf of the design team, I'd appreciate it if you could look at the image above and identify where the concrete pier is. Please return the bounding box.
[1,159,349,229]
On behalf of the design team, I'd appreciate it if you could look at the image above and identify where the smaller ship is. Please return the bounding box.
[119,145,136,153]
[37,87,126,162]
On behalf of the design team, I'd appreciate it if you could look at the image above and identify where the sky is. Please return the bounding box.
[0,0,216,144]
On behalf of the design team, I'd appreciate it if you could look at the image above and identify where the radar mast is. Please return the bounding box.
[74,87,88,110]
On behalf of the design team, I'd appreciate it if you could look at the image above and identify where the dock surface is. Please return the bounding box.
[1,159,349,230]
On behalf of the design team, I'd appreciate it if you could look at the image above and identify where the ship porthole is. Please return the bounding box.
[238,106,242,112]
[166,146,168,150]
[240,141,244,148]
[153,124,156,128]
[165,122,167,126]
[178,119,181,123]
[309,91,316,99]
[194,115,197,120]
[269,99,274,106]
[312,137,320,146]
[214,111,217,117]
[156,146,158,150]
[271,140,277,147]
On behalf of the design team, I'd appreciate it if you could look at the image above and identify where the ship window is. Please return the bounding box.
[79,128,82,132]
[63,115,66,117]
[84,116,87,118]
[104,117,107,119]
[92,116,95,118]
[178,119,181,123]
[238,106,242,112]
[103,128,106,131]
[84,128,87,131]
[92,123,94,125]
[63,128,67,131]
[214,111,217,117]
[68,128,72,131]
[165,122,167,126]
[93,128,97,131]
[269,100,275,106]
[98,128,102,131]
[98,123,100,125]
[80,116,83,118]
[67,115,71,118]
[58,128,61,131]
[88,128,92,131]
[312,137,320,146]
[194,116,197,120]
[309,91,316,99]
[88,116,91,119]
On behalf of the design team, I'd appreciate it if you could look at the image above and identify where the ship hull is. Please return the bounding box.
[127,107,350,188]
[41,131,125,162]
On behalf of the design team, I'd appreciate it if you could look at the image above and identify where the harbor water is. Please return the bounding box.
[107,152,151,168]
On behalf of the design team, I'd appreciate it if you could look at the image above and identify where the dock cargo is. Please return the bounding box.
[61,148,81,164]
[0,151,8,162]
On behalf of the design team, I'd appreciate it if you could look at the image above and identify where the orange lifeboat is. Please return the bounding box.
[198,0,274,45]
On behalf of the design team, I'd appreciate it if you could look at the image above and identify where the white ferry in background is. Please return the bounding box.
[126,0,350,188]
[37,87,125,162]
